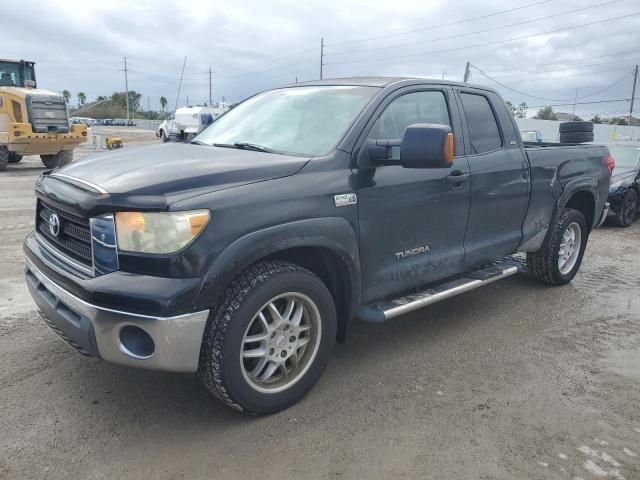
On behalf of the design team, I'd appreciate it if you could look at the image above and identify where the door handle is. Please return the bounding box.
[446,171,469,186]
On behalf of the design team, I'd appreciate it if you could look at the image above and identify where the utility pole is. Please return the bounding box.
[320,37,324,80]
[209,67,212,106]
[629,65,638,126]
[124,57,130,121]
[147,96,150,112]
[186,95,189,106]
[463,62,471,82]
[571,89,578,119]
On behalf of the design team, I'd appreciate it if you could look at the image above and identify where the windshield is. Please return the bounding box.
[609,145,640,168]
[0,61,35,87]
[195,85,379,156]
[0,61,20,86]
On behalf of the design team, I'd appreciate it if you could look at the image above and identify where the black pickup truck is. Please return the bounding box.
[24,78,613,414]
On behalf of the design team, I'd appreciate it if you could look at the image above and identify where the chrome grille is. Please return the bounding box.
[36,199,92,267]
[27,95,69,133]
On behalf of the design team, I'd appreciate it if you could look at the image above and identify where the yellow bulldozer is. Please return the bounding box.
[0,58,88,171]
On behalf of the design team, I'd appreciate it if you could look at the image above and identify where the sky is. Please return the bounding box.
[2,0,640,119]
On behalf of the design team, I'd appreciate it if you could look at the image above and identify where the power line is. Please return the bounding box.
[328,0,621,56]
[471,64,636,103]
[575,69,635,99]
[325,0,559,47]
[479,49,640,73]
[528,98,639,108]
[484,58,640,79]
[470,64,574,101]
[325,11,640,66]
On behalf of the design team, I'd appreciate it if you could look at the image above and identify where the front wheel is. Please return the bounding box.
[198,261,337,414]
[8,152,22,164]
[613,190,638,227]
[527,208,588,285]
[41,150,73,169]
[0,146,8,171]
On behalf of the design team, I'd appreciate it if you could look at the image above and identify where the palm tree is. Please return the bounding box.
[62,90,71,104]
[77,92,87,107]
[160,96,168,117]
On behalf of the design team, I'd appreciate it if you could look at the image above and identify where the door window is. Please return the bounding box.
[459,93,502,154]
[368,91,451,159]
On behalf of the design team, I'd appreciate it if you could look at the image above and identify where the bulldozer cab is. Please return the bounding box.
[0,59,36,88]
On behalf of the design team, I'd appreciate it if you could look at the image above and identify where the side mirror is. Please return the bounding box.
[400,123,454,169]
[24,79,36,88]
[357,123,454,169]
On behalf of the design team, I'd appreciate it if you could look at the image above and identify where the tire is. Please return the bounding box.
[40,150,73,169]
[0,146,8,171]
[8,152,23,164]
[559,121,593,133]
[527,208,588,285]
[613,189,638,227]
[160,130,169,143]
[559,131,594,144]
[198,260,337,414]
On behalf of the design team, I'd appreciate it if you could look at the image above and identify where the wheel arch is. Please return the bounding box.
[561,188,596,231]
[195,217,361,343]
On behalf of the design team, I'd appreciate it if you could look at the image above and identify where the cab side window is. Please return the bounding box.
[459,93,502,154]
[368,91,451,159]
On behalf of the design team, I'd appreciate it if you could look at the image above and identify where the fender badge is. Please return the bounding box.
[334,193,357,207]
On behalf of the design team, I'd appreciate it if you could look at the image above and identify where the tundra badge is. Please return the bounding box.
[334,193,357,207]
[396,245,430,260]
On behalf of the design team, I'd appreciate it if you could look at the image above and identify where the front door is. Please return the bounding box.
[355,88,471,303]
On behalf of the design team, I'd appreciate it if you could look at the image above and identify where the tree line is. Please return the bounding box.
[62,90,170,120]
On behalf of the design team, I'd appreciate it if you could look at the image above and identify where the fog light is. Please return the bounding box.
[119,325,155,359]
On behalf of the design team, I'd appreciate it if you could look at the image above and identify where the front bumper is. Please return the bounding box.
[2,123,88,155]
[25,257,209,372]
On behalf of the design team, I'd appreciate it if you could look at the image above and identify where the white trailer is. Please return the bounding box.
[156,103,229,142]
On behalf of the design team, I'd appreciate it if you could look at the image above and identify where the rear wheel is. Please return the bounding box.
[527,208,588,285]
[40,150,73,169]
[613,189,638,227]
[198,260,337,414]
[0,146,8,171]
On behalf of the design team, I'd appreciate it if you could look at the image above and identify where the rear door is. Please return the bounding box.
[354,86,471,303]
[455,89,530,269]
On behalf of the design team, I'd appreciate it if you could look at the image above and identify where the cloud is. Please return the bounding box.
[2,0,639,118]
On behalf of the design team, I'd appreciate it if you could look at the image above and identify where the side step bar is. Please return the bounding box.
[358,262,520,323]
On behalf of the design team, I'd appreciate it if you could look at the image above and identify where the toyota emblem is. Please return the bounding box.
[48,213,61,237]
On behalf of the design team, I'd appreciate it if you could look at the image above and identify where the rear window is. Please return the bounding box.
[460,93,502,154]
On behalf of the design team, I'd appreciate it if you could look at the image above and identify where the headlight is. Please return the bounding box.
[115,210,210,254]
[609,180,623,191]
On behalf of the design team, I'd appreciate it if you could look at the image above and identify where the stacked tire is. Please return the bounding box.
[559,121,594,144]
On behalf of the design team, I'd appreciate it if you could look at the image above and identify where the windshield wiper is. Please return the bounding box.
[213,142,275,153]
[190,140,209,146]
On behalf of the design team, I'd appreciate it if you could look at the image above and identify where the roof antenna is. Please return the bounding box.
[169,57,187,139]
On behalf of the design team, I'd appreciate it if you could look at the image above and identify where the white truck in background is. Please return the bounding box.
[157,103,229,142]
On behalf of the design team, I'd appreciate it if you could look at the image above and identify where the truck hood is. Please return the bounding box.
[0,86,61,99]
[611,167,639,183]
[55,143,310,200]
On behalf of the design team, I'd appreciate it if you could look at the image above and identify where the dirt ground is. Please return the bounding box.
[1,128,639,479]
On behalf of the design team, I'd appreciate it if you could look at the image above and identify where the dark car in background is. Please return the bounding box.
[607,144,640,226]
